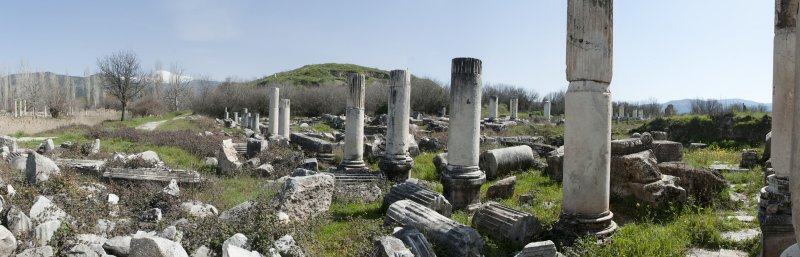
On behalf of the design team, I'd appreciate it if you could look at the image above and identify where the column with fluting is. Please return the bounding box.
[339,73,367,170]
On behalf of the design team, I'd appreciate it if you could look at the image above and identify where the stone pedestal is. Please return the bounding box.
[269,87,280,136]
[339,73,367,170]
[381,70,414,181]
[556,0,617,238]
[279,99,291,140]
[488,95,498,120]
[442,58,486,211]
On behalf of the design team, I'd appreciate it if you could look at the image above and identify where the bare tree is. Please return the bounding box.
[44,71,70,118]
[544,89,567,115]
[96,51,150,121]
[163,63,192,111]
[690,98,723,115]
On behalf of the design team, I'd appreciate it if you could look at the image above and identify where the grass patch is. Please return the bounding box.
[102,138,203,169]
[192,177,264,210]
[566,207,757,256]
[410,152,440,181]
[684,146,740,167]
[480,170,563,227]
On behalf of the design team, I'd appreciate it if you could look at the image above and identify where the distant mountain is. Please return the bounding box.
[662,98,771,114]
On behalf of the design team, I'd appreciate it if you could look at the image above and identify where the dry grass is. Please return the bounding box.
[0,109,119,135]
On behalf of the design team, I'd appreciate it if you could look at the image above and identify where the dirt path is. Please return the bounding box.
[135,120,169,131]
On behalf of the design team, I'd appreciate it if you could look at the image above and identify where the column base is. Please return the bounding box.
[379,155,414,182]
[338,159,367,171]
[555,211,617,239]
[441,165,485,211]
[759,174,794,257]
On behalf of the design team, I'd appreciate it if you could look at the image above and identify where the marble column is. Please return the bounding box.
[380,69,414,181]
[488,95,499,120]
[239,108,250,129]
[510,98,518,120]
[544,100,551,122]
[442,106,447,117]
[619,105,625,118]
[557,0,617,238]
[279,99,291,140]
[780,1,800,256]
[22,100,26,115]
[224,107,229,120]
[340,73,367,170]
[254,113,260,132]
[269,87,280,136]
[442,57,486,211]
[234,112,239,127]
[13,99,18,118]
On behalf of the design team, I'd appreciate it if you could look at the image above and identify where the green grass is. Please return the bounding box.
[310,201,384,257]
[310,123,335,133]
[192,177,264,210]
[103,138,204,169]
[684,146,741,167]
[155,119,195,131]
[566,207,758,257]
[410,152,440,181]
[256,63,390,86]
[480,170,563,226]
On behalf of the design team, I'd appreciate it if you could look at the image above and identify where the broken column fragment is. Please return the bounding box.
[479,145,536,179]
[383,182,452,217]
[472,201,542,247]
[385,199,484,257]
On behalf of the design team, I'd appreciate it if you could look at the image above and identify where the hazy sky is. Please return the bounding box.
[0,1,773,103]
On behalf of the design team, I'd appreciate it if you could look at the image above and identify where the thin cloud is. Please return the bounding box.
[165,0,240,42]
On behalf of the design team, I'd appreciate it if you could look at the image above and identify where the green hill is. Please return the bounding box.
[255,63,390,86]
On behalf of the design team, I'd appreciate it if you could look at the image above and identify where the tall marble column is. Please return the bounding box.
[380,70,414,181]
[510,98,518,120]
[269,87,280,136]
[488,95,499,120]
[234,112,239,127]
[13,99,18,118]
[556,0,617,238]
[279,99,291,140]
[442,58,486,211]
[225,107,229,120]
[544,100,552,122]
[780,1,800,256]
[618,105,625,118]
[254,113,260,132]
[339,73,367,170]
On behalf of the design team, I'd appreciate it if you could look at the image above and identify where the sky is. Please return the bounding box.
[0,0,773,103]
